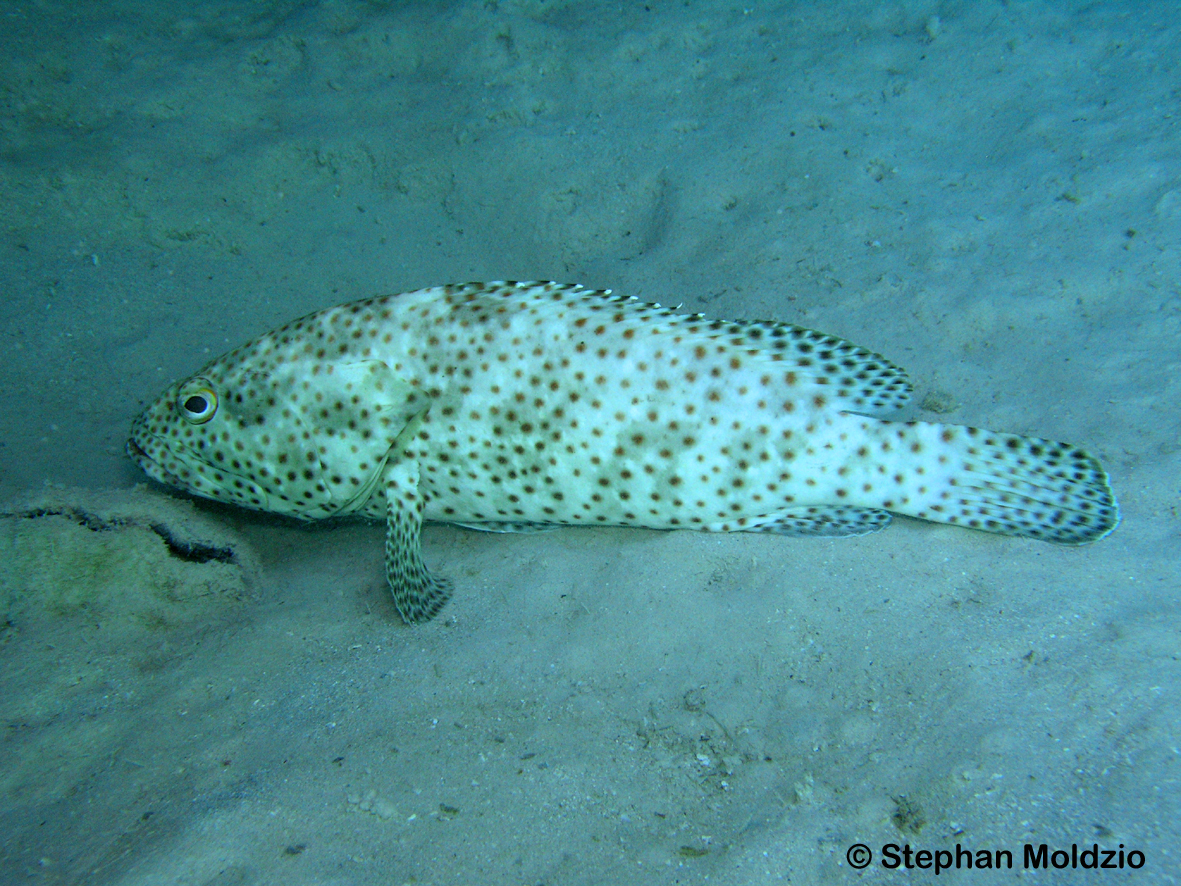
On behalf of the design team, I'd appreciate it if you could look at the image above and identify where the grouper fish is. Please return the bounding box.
[127,282,1119,623]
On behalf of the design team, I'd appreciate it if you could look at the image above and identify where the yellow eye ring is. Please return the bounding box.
[177,378,218,424]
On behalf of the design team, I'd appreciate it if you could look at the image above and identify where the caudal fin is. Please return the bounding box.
[885,423,1119,544]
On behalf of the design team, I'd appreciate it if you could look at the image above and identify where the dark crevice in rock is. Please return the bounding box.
[148,523,236,564]
[9,507,238,565]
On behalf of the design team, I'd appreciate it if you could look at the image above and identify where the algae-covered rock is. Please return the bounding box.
[0,484,258,632]
[0,486,260,807]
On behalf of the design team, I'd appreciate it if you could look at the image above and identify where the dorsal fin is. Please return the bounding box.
[474,283,913,415]
[706,316,913,414]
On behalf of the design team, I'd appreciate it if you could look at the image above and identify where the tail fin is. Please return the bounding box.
[879,422,1119,544]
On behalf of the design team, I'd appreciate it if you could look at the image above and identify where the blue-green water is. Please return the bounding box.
[0,2,1175,883]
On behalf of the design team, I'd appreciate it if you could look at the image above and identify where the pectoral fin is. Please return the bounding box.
[382,457,452,624]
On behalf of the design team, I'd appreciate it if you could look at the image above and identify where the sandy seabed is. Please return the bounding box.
[1,1,1177,884]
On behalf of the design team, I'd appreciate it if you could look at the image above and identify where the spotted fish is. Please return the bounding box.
[128,282,1119,622]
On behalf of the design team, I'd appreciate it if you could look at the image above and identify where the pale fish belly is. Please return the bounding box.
[127,282,1119,623]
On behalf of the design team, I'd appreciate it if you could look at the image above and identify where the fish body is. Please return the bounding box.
[128,282,1118,622]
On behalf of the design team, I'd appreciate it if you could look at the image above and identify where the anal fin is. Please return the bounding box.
[451,521,559,534]
[742,506,892,538]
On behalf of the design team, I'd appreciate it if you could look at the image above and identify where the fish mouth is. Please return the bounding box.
[126,437,148,463]
[126,434,179,488]
[127,427,279,513]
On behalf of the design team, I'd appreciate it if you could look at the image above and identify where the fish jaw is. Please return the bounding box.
[127,408,275,512]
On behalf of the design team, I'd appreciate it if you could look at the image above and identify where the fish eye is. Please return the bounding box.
[177,378,219,424]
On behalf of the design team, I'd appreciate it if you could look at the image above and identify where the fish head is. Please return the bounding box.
[128,352,422,520]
